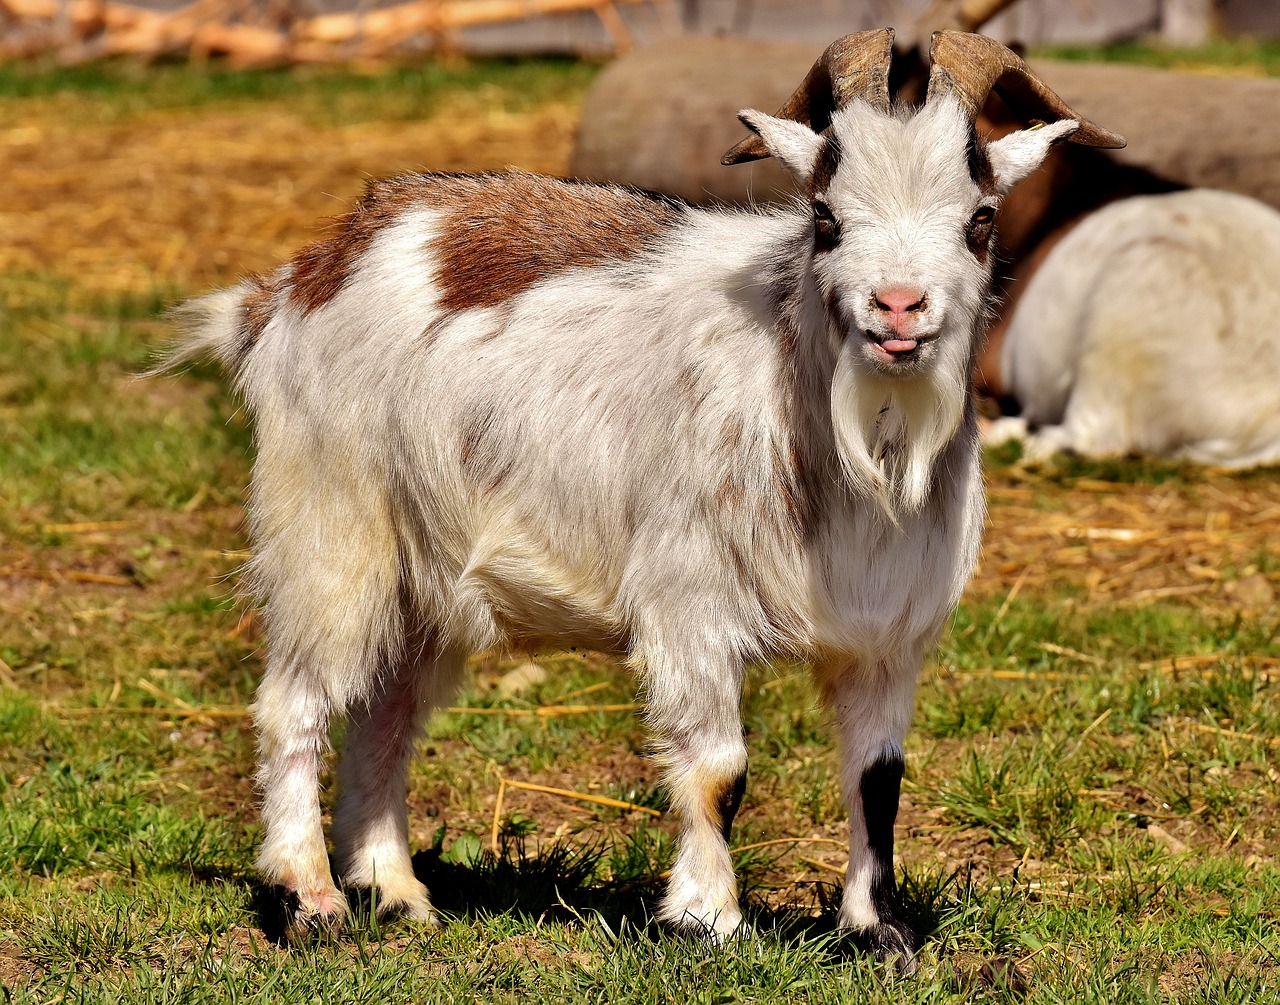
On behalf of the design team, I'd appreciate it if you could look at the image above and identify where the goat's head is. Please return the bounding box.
[723,29,1124,511]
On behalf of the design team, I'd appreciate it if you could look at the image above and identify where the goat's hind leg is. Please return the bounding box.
[254,656,346,941]
[818,649,922,972]
[332,639,464,925]
[249,453,404,941]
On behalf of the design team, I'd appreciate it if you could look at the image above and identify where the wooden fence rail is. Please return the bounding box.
[0,0,679,63]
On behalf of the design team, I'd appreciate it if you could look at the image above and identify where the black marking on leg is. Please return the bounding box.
[713,769,748,842]
[860,750,904,915]
[859,751,915,965]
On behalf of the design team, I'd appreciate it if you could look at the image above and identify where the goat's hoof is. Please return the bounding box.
[849,919,918,975]
[277,887,348,946]
[383,895,441,928]
[661,903,745,944]
[337,875,439,928]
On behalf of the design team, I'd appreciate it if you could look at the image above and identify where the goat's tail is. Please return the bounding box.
[145,282,258,380]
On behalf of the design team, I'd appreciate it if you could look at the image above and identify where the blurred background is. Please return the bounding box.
[3,0,1280,60]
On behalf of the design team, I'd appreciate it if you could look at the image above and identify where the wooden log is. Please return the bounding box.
[1022,59,1280,210]
[299,0,656,46]
[102,0,227,57]
[189,19,292,63]
[4,0,669,59]
[570,37,815,204]
[571,37,1280,211]
[1,0,147,33]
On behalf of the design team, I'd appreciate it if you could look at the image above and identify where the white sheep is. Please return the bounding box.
[987,189,1280,468]
[162,29,1121,966]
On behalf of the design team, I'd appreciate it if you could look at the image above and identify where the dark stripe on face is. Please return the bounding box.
[860,750,904,915]
[809,135,842,195]
[810,137,843,254]
[966,128,998,197]
[713,769,748,842]
[812,201,841,254]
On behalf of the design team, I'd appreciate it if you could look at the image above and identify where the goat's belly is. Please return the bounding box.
[446,527,626,655]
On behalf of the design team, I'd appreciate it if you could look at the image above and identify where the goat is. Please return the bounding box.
[987,188,1280,467]
[162,28,1121,967]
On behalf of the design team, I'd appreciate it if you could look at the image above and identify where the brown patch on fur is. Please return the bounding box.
[720,415,744,454]
[240,273,278,353]
[708,771,748,842]
[674,364,702,407]
[417,315,450,351]
[459,416,483,470]
[775,313,801,364]
[725,541,750,583]
[430,173,686,312]
[769,440,816,540]
[716,476,747,512]
[280,172,685,317]
[457,404,513,494]
[287,174,433,315]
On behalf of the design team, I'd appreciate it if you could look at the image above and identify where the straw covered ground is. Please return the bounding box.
[0,54,1277,1004]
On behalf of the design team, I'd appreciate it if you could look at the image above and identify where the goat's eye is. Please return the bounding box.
[970,207,995,228]
[966,205,997,259]
[811,200,840,252]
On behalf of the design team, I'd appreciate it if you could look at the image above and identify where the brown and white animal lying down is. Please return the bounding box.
[161,29,1122,968]
[986,188,1280,468]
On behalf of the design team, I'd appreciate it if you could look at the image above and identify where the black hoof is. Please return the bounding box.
[849,919,918,974]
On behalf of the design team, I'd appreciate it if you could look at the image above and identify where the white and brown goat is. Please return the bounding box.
[163,29,1121,966]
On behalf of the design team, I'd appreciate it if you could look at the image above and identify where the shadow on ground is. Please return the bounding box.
[249,830,958,961]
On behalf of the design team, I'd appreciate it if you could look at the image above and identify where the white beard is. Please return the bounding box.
[830,337,969,517]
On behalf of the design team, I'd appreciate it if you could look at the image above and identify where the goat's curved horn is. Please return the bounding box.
[926,30,1125,148]
[721,28,895,166]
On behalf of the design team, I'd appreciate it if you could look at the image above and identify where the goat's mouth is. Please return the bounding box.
[863,329,931,365]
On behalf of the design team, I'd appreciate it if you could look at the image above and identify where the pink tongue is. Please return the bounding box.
[882,338,918,353]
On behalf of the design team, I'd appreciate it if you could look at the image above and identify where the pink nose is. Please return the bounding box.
[872,286,927,316]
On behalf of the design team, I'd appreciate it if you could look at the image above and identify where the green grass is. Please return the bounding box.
[2,53,1278,1004]
[0,56,600,126]
[1035,37,1280,76]
[0,278,253,520]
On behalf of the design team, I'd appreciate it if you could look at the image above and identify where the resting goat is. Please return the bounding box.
[989,188,1280,467]
[163,29,1121,965]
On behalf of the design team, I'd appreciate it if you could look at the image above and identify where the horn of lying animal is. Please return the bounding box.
[926,29,1126,147]
[721,28,895,166]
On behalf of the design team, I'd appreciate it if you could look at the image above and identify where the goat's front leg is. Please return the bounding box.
[817,648,923,971]
[644,645,748,941]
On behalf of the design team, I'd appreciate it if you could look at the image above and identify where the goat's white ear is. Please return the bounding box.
[986,119,1079,194]
[736,109,824,183]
